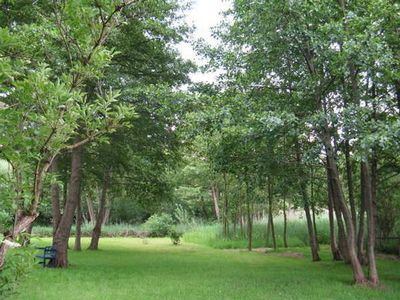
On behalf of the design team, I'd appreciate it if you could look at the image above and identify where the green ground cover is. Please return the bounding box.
[13,238,400,300]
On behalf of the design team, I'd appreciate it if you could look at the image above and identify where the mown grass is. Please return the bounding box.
[12,237,400,300]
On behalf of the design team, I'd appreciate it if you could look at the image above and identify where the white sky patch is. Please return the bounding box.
[178,0,231,83]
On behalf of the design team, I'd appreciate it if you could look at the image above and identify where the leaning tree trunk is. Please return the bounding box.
[88,170,110,250]
[210,184,220,221]
[53,145,83,267]
[362,161,379,286]
[325,140,366,284]
[0,213,37,269]
[357,164,367,264]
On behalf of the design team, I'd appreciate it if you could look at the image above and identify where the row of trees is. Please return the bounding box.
[174,0,399,287]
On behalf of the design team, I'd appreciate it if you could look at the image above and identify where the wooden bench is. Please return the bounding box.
[35,246,56,268]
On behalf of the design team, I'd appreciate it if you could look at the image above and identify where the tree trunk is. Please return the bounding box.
[267,178,276,250]
[325,145,366,284]
[357,164,367,264]
[50,159,62,238]
[86,192,96,226]
[88,170,110,250]
[53,145,83,267]
[345,141,357,232]
[223,173,229,237]
[361,161,379,286]
[327,176,342,260]
[283,194,288,248]
[0,214,37,269]
[210,184,220,221]
[328,162,350,264]
[245,182,252,251]
[74,197,82,251]
[296,142,319,261]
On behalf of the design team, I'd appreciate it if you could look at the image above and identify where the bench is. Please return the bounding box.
[35,246,56,268]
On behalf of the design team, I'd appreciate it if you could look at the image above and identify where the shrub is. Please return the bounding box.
[143,213,174,237]
[168,227,184,245]
[0,246,35,297]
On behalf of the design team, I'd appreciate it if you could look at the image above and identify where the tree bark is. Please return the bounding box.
[245,182,252,251]
[50,159,62,238]
[210,184,220,221]
[86,192,96,225]
[0,214,37,269]
[74,196,82,251]
[53,145,83,267]
[283,194,288,248]
[344,141,357,232]
[327,176,342,261]
[267,178,276,250]
[222,173,229,237]
[361,161,379,286]
[88,170,110,250]
[325,144,366,283]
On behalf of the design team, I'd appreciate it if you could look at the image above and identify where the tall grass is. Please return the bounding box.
[32,223,144,238]
[183,217,331,249]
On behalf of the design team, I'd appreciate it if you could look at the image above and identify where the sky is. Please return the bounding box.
[177,0,231,83]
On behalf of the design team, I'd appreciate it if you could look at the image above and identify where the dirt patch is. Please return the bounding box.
[277,252,304,258]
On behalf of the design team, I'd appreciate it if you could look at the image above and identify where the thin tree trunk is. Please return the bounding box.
[267,178,276,250]
[296,142,319,261]
[74,197,82,251]
[86,192,96,226]
[310,172,319,251]
[53,145,83,267]
[345,141,357,232]
[327,176,342,260]
[357,164,367,264]
[283,194,288,248]
[210,184,220,221]
[246,182,252,251]
[362,161,379,286]
[50,159,61,238]
[223,173,229,237]
[88,170,110,250]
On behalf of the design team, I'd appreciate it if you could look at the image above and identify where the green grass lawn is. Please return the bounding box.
[14,238,400,300]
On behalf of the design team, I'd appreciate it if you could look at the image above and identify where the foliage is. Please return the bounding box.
[143,213,175,237]
[168,226,183,245]
[0,247,35,298]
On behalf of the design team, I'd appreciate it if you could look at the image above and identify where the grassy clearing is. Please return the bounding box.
[13,238,400,300]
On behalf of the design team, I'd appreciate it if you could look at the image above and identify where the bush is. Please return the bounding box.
[0,246,35,297]
[143,213,174,237]
[168,227,184,245]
